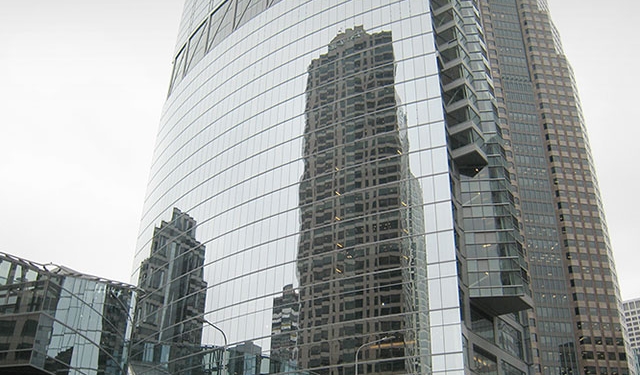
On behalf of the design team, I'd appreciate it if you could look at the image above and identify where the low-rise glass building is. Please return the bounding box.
[0,252,135,375]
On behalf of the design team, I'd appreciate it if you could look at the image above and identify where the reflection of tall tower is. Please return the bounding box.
[269,284,299,373]
[297,27,428,375]
[130,208,208,374]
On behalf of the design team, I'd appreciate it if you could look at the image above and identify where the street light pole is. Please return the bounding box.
[196,317,228,375]
[354,336,395,375]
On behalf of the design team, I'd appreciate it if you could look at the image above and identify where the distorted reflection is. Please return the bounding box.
[130,208,211,374]
[269,284,300,373]
[293,27,429,375]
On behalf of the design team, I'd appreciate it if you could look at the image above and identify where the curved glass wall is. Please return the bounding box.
[133,1,464,374]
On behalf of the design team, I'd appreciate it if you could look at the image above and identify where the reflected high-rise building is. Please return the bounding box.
[132,1,632,375]
[130,208,208,375]
[269,284,299,373]
[296,27,428,375]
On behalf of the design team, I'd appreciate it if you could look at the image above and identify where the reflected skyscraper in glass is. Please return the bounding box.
[132,1,632,374]
[270,284,299,373]
[296,27,428,374]
[130,208,209,375]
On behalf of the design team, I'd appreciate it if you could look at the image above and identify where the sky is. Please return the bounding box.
[0,1,638,300]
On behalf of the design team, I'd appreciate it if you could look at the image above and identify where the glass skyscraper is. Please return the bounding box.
[132,1,632,375]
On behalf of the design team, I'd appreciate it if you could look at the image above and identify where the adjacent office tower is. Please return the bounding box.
[623,299,640,372]
[477,1,632,374]
[132,0,630,374]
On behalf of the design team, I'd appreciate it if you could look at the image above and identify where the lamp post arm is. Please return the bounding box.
[202,319,228,351]
[354,336,395,375]
[196,317,228,375]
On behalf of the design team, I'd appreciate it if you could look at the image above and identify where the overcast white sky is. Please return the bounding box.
[0,1,638,300]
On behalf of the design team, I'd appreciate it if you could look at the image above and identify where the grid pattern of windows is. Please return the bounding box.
[624,300,640,349]
[479,0,632,374]
[168,0,284,95]
[623,298,640,371]
[479,1,576,373]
